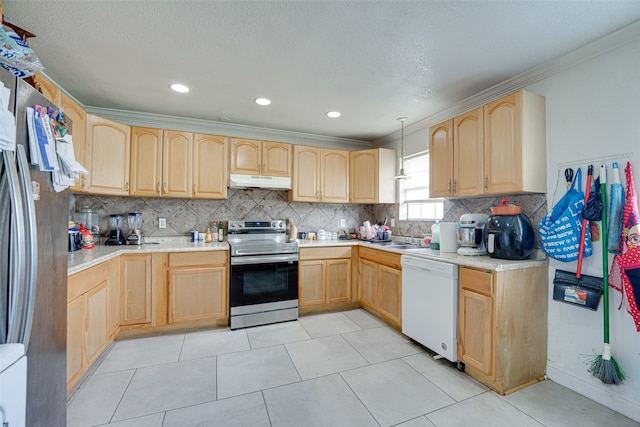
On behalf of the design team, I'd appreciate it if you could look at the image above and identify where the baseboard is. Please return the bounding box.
[546,363,640,422]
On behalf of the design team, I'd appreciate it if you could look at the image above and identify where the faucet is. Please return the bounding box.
[405,233,414,245]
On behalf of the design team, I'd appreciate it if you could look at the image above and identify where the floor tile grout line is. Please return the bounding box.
[336,371,383,427]
[496,391,549,427]
[260,390,274,427]
[107,367,138,425]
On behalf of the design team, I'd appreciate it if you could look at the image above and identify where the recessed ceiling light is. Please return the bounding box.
[326,111,341,118]
[170,83,189,93]
[255,98,271,106]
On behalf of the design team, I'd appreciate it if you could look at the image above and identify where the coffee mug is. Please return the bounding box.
[298,231,307,240]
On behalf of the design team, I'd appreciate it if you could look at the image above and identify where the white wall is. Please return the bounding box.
[527,40,640,422]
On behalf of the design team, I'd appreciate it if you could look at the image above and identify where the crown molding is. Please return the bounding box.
[373,19,640,147]
[83,106,372,150]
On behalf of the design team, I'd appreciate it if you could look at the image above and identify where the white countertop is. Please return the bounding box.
[68,237,229,275]
[69,236,547,276]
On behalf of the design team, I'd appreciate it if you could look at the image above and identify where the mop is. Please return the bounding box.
[589,164,626,384]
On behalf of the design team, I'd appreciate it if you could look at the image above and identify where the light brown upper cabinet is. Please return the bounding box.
[349,148,397,203]
[429,90,546,198]
[483,90,546,194]
[290,146,349,203]
[430,108,485,198]
[130,128,228,199]
[84,114,131,195]
[230,138,291,177]
[59,92,87,192]
[34,73,60,104]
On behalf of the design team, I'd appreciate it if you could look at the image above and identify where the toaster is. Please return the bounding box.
[69,231,82,252]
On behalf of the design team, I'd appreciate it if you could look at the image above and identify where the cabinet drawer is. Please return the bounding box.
[460,267,493,295]
[169,251,228,267]
[300,246,351,260]
[68,261,111,301]
[359,247,401,269]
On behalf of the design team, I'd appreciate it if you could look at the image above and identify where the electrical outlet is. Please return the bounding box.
[391,218,396,227]
[340,219,346,227]
[159,218,167,228]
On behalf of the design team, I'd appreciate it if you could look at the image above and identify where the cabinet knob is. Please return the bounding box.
[126,182,129,192]
[484,176,488,190]
[157,182,161,194]
[453,180,457,194]
[447,181,451,194]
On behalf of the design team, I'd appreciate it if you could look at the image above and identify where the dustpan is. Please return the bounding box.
[552,269,603,310]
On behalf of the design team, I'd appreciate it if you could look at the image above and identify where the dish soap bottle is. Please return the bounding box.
[430,221,440,250]
[218,221,224,242]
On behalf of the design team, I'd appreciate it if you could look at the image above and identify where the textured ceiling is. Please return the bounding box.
[3,1,640,142]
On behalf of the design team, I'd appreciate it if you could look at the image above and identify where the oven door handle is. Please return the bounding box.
[231,254,298,265]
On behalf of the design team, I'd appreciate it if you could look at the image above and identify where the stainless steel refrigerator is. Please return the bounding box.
[1,67,68,427]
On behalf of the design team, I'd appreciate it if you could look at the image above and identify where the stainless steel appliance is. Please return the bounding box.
[228,220,299,329]
[485,212,535,260]
[69,230,82,251]
[126,211,143,245]
[401,255,459,362]
[105,213,125,245]
[1,67,68,426]
[457,213,489,256]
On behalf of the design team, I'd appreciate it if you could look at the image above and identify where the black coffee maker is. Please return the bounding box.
[484,213,535,260]
[105,214,125,245]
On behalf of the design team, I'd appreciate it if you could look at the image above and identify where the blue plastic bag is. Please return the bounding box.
[540,168,592,262]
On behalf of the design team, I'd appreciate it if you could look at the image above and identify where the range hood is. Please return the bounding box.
[229,174,292,190]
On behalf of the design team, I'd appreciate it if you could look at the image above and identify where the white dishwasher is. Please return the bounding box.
[401,255,459,362]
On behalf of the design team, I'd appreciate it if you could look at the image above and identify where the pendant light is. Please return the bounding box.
[394,117,409,180]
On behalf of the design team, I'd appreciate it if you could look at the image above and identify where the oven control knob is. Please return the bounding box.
[274,220,284,229]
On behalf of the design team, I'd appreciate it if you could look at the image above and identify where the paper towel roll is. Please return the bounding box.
[439,222,459,252]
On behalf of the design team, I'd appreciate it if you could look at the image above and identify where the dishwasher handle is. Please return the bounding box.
[401,255,459,279]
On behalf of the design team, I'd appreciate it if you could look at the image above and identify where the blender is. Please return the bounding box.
[126,212,143,245]
[105,214,125,245]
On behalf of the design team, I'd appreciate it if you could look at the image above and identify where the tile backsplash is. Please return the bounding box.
[71,191,546,247]
[372,194,547,248]
[72,189,371,238]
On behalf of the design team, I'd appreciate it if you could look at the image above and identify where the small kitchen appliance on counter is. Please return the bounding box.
[105,214,125,246]
[485,202,534,260]
[126,212,143,245]
[457,213,489,255]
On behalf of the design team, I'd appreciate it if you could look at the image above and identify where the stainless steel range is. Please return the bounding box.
[228,220,299,329]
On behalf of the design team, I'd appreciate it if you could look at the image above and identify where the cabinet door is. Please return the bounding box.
[459,288,493,375]
[193,133,228,199]
[230,138,261,174]
[59,92,87,192]
[120,254,152,325]
[359,258,378,307]
[262,141,291,177]
[291,146,320,202]
[168,266,227,323]
[130,127,163,197]
[85,281,109,366]
[377,265,401,325]
[85,115,131,195]
[66,296,84,391]
[321,149,349,203]
[163,131,193,198]
[299,260,325,307]
[429,119,454,197]
[483,92,522,194]
[454,108,485,196]
[326,259,351,304]
[108,258,120,337]
[350,149,378,203]
[34,74,60,104]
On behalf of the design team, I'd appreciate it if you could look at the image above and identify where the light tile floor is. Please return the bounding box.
[67,309,639,427]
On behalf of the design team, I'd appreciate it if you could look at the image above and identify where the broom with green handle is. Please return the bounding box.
[589,164,626,384]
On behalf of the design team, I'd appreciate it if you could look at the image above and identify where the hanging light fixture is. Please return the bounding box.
[394,117,409,180]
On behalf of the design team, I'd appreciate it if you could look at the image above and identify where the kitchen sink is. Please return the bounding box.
[403,247,437,255]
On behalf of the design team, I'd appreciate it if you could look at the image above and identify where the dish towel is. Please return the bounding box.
[610,161,640,331]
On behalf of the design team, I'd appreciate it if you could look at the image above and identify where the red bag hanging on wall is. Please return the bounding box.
[610,161,640,331]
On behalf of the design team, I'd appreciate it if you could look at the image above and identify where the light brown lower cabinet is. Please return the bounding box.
[66,259,118,392]
[358,247,402,328]
[458,265,548,395]
[168,251,228,323]
[299,247,353,311]
[120,254,152,326]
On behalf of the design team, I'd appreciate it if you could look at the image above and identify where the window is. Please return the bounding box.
[399,151,444,221]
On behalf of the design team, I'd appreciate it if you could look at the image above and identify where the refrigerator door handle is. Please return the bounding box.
[2,150,27,344]
[16,145,38,349]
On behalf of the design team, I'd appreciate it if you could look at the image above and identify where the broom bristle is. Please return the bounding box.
[589,355,626,385]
